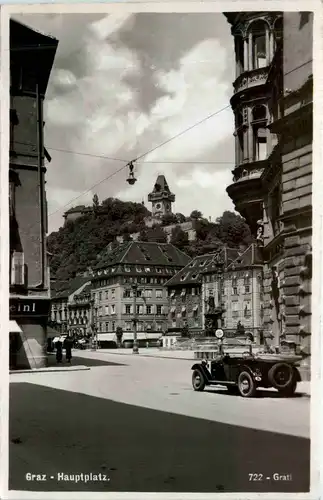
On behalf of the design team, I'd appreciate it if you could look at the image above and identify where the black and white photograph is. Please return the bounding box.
[3,1,321,497]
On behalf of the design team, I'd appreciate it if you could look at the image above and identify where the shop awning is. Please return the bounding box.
[9,320,22,333]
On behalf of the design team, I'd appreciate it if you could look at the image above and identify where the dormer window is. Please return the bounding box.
[136,266,142,273]
[145,267,151,272]
[124,266,131,272]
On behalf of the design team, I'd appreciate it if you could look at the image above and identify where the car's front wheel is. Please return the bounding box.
[237,371,257,398]
[192,369,206,392]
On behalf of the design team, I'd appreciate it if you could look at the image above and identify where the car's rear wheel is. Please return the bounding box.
[192,369,205,392]
[237,371,257,398]
[277,376,297,397]
[268,363,294,391]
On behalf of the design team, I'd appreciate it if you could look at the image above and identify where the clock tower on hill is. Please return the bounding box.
[148,175,175,219]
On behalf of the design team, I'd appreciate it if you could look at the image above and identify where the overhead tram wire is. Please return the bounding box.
[25,102,232,230]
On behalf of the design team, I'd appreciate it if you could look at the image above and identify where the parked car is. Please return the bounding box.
[191,349,303,398]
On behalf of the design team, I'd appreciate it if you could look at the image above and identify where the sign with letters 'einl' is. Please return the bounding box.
[9,298,50,318]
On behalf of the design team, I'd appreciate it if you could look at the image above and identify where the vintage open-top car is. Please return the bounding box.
[191,338,303,397]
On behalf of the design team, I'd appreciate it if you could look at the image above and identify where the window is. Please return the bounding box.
[156,278,161,284]
[111,289,115,299]
[156,323,163,332]
[156,289,163,299]
[145,267,151,272]
[10,251,24,286]
[123,289,131,298]
[232,302,239,317]
[125,322,131,331]
[181,288,186,297]
[136,266,142,273]
[99,306,103,316]
[233,287,238,295]
[250,21,267,69]
[146,305,152,315]
[99,292,102,301]
[252,105,267,162]
[145,289,152,298]
[244,285,250,294]
[111,305,116,315]
[156,267,162,273]
[232,276,237,287]
[125,266,131,272]
[105,305,109,315]
[244,275,251,294]
[136,305,143,315]
[105,322,109,331]
[156,305,162,315]
[125,305,131,314]
[181,307,186,318]
[112,321,115,332]
[244,301,251,318]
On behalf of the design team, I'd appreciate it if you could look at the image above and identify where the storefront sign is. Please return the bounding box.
[10,297,50,317]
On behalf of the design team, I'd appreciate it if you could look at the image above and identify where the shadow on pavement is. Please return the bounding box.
[47,353,126,368]
[205,388,307,399]
[10,382,310,493]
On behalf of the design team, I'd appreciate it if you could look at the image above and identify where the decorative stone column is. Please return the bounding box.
[265,27,270,66]
[243,37,249,72]
[247,106,253,161]
[248,32,253,70]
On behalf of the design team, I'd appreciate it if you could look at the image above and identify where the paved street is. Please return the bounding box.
[10,351,310,493]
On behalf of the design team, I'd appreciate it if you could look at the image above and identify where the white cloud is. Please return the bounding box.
[19,14,235,232]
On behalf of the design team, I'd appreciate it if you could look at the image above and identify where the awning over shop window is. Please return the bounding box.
[9,320,22,333]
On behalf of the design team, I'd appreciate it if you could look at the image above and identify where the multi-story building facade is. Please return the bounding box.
[9,20,58,369]
[165,255,208,335]
[91,241,190,346]
[224,12,313,377]
[165,248,239,337]
[202,245,264,342]
[49,277,91,335]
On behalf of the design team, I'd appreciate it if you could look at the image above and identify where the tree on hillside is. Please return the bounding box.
[139,226,167,243]
[190,210,203,220]
[216,211,254,248]
[92,194,100,213]
[170,226,189,251]
[161,213,178,226]
[175,213,186,224]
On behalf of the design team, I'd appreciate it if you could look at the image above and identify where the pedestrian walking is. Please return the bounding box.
[56,340,63,363]
[65,336,73,363]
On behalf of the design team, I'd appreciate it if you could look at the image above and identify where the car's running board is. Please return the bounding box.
[208,380,236,385]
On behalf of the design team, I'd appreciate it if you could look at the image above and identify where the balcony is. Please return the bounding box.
[233,67,270,95]
[226,162,266,233]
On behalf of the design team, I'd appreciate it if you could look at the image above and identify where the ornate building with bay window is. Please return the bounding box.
[224,12,313,379]
[9,20,58,369]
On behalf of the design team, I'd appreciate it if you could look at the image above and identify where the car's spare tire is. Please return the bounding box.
[268,363,294,390]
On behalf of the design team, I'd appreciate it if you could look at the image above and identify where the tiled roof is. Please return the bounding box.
[95,241,190,271]
[75,282,92,296]
[165,253,217,287]
[202,247,241,274]
[226,244,263,270]
[51,277,90,299]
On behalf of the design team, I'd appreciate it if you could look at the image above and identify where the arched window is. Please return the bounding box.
[252,105,267,161]
[249,20,267,69]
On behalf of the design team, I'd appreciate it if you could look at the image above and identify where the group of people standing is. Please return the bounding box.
[55,336,73,364]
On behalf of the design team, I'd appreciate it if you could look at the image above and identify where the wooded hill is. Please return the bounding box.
[47,197,254,280]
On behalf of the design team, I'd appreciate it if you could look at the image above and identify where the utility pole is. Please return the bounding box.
[132,283,139,354]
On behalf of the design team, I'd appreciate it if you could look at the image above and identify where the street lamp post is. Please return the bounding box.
[132,283,139,354]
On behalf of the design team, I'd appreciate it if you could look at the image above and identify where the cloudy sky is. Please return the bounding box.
[14,12,236,233]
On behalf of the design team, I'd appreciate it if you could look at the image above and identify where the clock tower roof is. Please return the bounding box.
[148,175,175,203]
